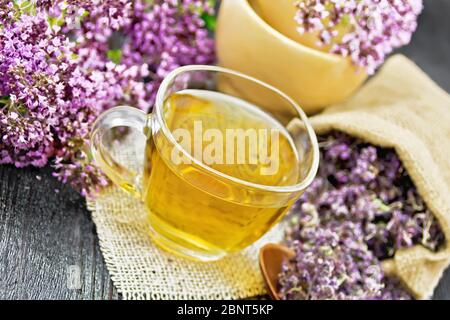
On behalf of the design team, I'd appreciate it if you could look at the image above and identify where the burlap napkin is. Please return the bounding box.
[311,54,450,299]
[86,134,284,299]
[88,54,450,300]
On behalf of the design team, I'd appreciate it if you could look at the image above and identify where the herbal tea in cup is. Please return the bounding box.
[91,66,319,261]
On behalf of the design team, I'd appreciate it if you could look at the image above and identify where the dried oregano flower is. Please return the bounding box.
[279,132,444,300]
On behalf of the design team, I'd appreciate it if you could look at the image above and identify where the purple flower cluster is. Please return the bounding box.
[121,0,215,102]
[61,0,215,107]
[278,132,444,300]
[294,0,423,74]
[0,0,215,196]
[0,12,76,168]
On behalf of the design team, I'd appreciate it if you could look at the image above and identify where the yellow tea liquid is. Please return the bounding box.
[143,90,300,259]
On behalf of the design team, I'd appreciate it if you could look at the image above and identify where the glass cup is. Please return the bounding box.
[90,65,319,261]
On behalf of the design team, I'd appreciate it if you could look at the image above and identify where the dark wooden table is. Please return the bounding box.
[1,1,449,300]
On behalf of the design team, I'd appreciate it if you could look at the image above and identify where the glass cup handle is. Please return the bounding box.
[90,106,149,198]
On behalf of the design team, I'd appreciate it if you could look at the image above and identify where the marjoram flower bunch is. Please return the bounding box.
[0,0,215,196]
[295,0,423,74]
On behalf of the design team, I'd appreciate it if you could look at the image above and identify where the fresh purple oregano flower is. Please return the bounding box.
[0,0,215,196]
[294,0,423,74]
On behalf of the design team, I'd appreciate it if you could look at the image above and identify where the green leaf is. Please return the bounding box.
[107,49,122,64]
[372,198,390,213]
[340,14,351,27]
[48,16,65,28]
[15,104,28,116]
[201,12,217,32]
[0,96,10,106]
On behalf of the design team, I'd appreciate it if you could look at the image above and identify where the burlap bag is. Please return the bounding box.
[88,54,450,300]
[311,54,450,299]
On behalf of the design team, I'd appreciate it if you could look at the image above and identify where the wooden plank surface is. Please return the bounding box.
[0,166,118,299]
[0,0,449,300]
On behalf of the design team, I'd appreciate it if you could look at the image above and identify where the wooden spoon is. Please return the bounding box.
[259,243,295,300]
